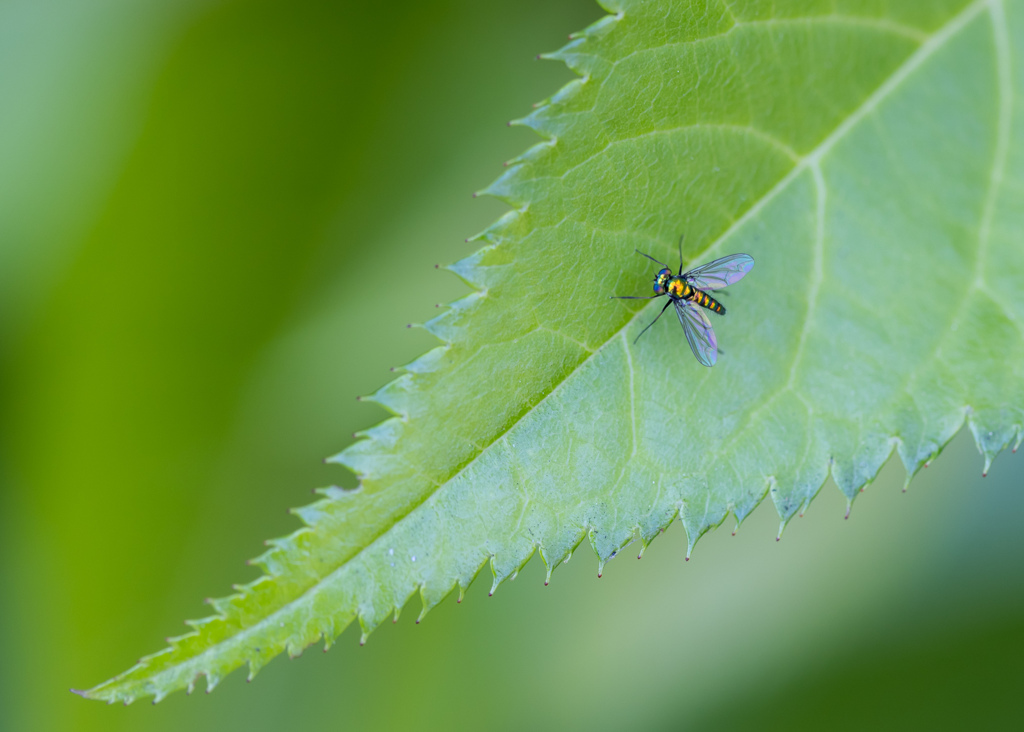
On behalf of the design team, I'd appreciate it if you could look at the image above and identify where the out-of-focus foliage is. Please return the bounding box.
[77,0,1024,705]
[1,0,1022,729]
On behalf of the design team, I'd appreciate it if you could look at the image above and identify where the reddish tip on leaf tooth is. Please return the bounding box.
[472,191,478,198]
[536,54,541,60]
[456,597,462,603]
[356,396,362,401]
[435,263,440,268]
[415,619,420,625]
[983,472,988,477]
[506,121,512,127]
[685,557,690,562]
[544,580,549,586]
[488,591,493,597]
[776,537,780,542]
[406,323,412,328]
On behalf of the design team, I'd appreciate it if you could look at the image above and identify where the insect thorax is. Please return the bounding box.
[667,277,690,299]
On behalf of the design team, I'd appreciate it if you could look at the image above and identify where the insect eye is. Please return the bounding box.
[653,282,666,295]
[658,268,672,278]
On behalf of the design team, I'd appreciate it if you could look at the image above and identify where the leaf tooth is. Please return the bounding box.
[291,501,327,528]
[355,603,389,645]
[636,540,648,559]
[247,547,282,575]
[415,584,432,624]
[466,209,519,248]
[447,246,498,289]
[203,670,222,695]
[419,579,459,622]
[637,503,676,551]
[508,103,566,142]
[679,499,726,562]
[423,292,488,342]
[366,374,415,418]
[474,166,529,208]
[895,433,940,489]
[206,594,236,616]
[312,485,347,500]
[798,498,811,519]
[317,621,336,652]
[183,615,216,632]
[487,555,500,597]
[354,418,404,451]
[771,497,804,529]
[401,345,447,375]
[966,413,1017,477]
[537,545,553,585]
[246,651,267,681]
[565,10,621,48]
[329,425,404,477]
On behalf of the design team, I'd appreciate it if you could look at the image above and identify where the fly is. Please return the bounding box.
[612,237,754,367]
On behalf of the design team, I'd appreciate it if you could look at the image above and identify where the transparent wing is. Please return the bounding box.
[683,253,754,291]
[675,300,717,367]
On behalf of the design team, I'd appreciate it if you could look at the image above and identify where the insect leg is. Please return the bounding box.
[633,299,673,344]
[634,249,670,268]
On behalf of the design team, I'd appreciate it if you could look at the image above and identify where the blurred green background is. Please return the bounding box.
[1,1,1022,730]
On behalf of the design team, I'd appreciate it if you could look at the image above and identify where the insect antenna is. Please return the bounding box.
[677,234,685,275]
[610,295,662,300]
[634,249,670,269]
[633,299,672,344]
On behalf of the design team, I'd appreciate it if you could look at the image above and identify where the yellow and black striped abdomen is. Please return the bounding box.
[689,288,725,315]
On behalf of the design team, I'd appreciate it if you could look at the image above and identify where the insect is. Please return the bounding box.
[612,237,754,367]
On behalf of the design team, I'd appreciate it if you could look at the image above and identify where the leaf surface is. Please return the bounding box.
[81,0,1024,704]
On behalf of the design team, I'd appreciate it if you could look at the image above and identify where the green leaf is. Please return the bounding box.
[79,0,1024,704]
